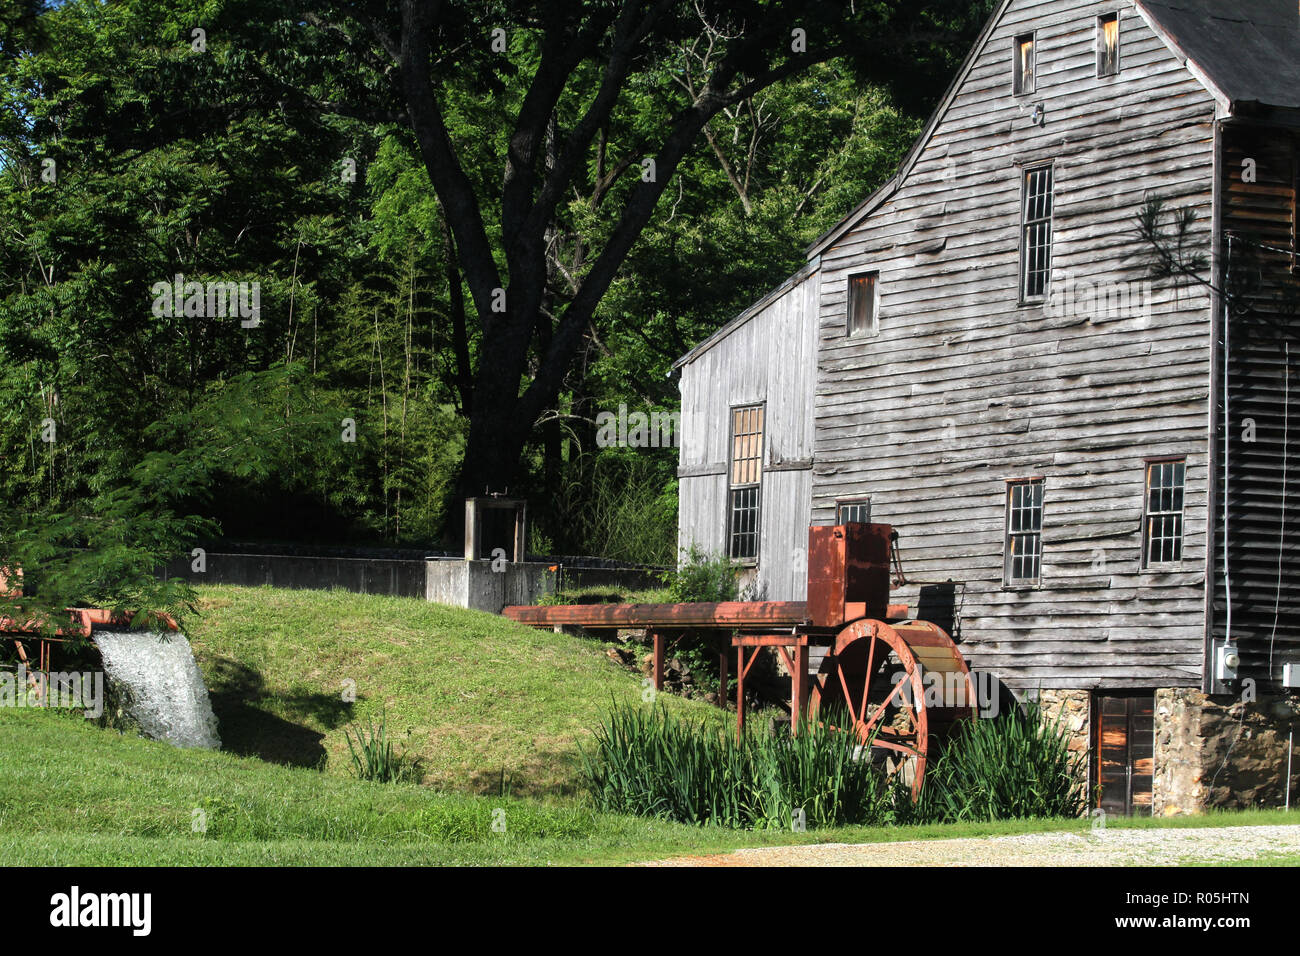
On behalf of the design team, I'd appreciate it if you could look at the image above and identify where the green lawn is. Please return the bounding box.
[184,585,720,795]
[4,708,1295,866]
[1,584,1296,866]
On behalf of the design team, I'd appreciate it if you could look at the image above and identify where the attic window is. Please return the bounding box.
[847,272,879,337]
[1013,33,1035,95]
[1098,13,1120,76]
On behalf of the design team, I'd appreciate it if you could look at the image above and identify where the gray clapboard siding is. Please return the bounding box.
[809,0,1217,691]
[677,267,818,600]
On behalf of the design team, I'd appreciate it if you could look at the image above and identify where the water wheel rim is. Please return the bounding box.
[813,619,931,800]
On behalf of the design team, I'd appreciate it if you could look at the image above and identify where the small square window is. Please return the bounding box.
[1014,33,1035,95]
[1098,14,1120,77]
[836,499,871,525]
[1004,479,1043,585]
[1142,459,1185,567]
[847,273,878,337]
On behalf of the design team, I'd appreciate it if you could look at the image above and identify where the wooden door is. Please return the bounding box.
[1093,694,1154,816]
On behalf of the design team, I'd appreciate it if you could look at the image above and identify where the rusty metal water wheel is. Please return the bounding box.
[810,619,976,800]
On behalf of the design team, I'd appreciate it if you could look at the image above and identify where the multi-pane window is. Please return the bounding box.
[1097,13,1120,76]
[847,273,879,337]
[728,405,764,561]
[1014,33,1035,95]
[1004,479,1044,585]
[1020,165,1054,301]
[837,499,871,525]
[1143,460,1185,566]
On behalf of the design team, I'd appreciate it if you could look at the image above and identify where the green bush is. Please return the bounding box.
[914,700,1086,823]
[665,546,741,603]
[580,701,900,829]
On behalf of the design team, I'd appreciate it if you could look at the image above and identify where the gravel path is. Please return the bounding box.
[646,824,1300,866]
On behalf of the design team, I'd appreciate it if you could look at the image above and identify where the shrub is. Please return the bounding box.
[665,546,741,603]
[580,701,899,829]
[915,700,1086,823]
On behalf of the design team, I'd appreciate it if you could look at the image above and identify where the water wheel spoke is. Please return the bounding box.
[834,662,856,720]
[859,637,879,725]
[860,675,908,740]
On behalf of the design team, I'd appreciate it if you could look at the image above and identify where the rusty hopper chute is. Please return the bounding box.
[504,523,976,797]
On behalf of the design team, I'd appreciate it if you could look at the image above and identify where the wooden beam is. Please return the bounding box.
[503,600,810,629]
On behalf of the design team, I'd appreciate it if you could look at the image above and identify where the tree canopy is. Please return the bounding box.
[0,0,993,620]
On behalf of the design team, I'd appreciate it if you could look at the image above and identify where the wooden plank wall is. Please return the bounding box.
[811,0,1218,690]
[678,269,819,600]
[1212,124,1300,687]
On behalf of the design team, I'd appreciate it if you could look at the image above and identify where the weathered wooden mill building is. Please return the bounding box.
[675,0,1300,815]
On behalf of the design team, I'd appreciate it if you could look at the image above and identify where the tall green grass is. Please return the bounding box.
[581,702,899,829]
[344,710,423,784]
[917,700,1086,822]
[584,699,1087,830]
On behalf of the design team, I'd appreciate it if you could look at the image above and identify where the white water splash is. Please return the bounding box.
[94,630,221,749]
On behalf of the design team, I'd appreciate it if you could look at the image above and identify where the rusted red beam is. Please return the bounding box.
[502,600,811,629]
[0,607,179,638]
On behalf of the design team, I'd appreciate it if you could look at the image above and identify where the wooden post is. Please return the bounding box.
[513,500,527,563]
[791,644,810,733]
[718,640,729,711]
[736,646,746,739]
[651,629,664,692]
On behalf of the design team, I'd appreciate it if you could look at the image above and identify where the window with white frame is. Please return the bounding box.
[836,499,872,525]
[1097,13,1120,76]
[1004,479,1044,585]
[728,405,764,561]
[1020,165,1054,301]
[1013,33,1035,95]
[1142,459,1185,566]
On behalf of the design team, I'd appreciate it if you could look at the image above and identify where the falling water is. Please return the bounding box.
[93,630,221,749]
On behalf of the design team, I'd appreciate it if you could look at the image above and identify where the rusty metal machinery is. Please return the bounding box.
[503,523,975,797]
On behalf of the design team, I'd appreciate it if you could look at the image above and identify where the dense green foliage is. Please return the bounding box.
[582,702,898,828]
[584,699,1087,829]
[665,546,742,603]
[0,0,994,614]
[917,700,1088,822]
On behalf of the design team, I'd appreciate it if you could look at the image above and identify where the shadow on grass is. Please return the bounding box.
[204,656,353,769]
[466,748,586,800]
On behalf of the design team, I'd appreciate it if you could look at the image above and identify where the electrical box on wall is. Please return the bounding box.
[1282,662,1300,689]
[1215,644,1241,683]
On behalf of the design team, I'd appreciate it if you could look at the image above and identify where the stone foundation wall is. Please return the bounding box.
[1033,689,1091,796]
[1154,688,1300,815]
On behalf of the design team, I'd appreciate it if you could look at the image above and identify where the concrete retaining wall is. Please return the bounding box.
[161,551,650,611]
